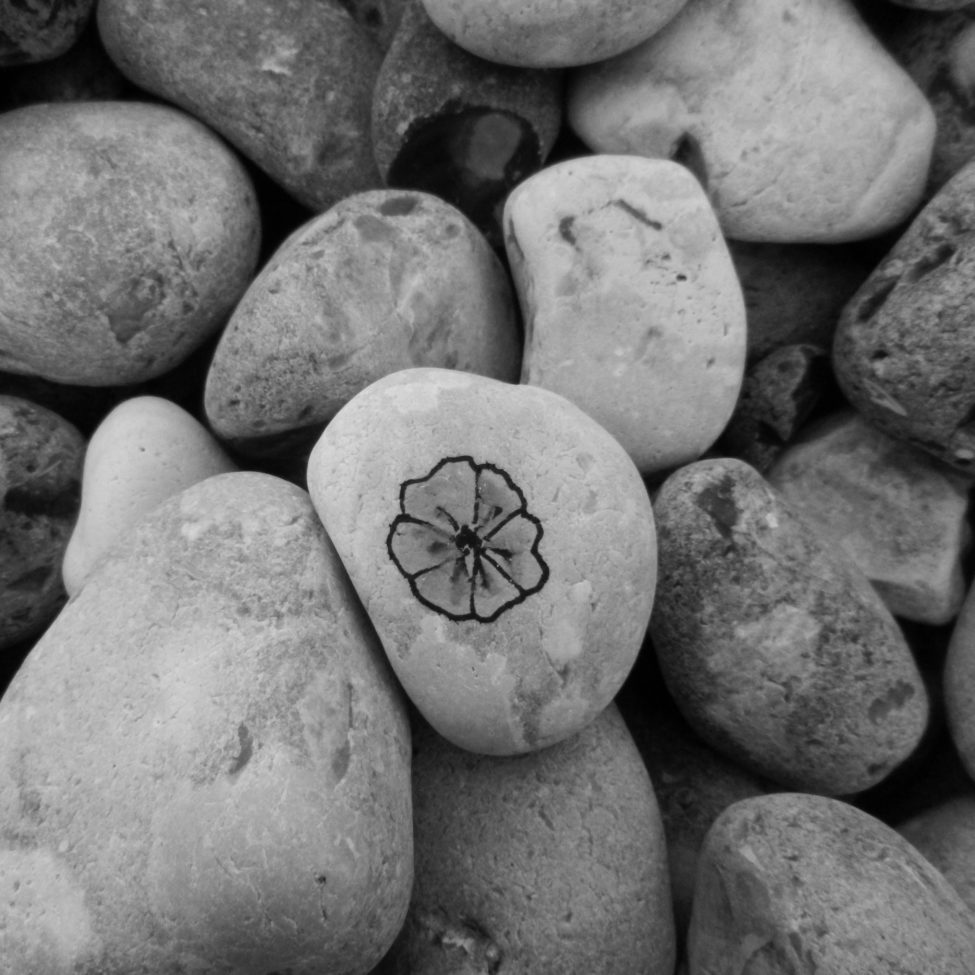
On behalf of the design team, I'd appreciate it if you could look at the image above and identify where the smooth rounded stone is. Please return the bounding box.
[718,344,834,474]
[0,396,84,650]
[944,581,975,779]
[898,794,975,913]
[0,473,413,974]
[767,410,971,625]
[650,457,929,795]
[567,0,935,243]
[504,155,746,476]
[205,190,521,454]
[832,159,975,474]
[0,100,260,387]
[97,0,383,211]
[419,0,689,68]
[619,679,768,938]
[372,0,563,248]
[307,368,657,755]
[688,793,975,974]
[0,0,93,65]
[62,396,238,597]
[382,706,675,975]
[874,10,975,196]
[727,239,875,361]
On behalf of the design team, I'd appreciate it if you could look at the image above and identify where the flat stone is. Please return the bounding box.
[567,0,935,243]
[504,155,745,476]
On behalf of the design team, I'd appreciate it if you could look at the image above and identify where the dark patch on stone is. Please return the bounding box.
[696,473,739,542]
[855,276,899,323]
[559,215,577,246]
[612,198,663,230]
[905,240,956,283]
[378,194,420,216]
[228,723,254,775]
[867,681,915,724]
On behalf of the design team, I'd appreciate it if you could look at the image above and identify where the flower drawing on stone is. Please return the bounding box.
[386,456,550,622]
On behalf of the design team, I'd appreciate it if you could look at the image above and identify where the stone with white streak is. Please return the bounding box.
[504,155,745,476]
[566,0,935,243]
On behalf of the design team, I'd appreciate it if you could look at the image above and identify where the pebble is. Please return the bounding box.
[307,368,657,755]
[418,0,690,68]
[689,792,975,974]
[204,190,521,455]
[0,472,413,974]
[768,410,971,625]
[0,0,93,66]
[566,0,935,242]
[97,0,384,210]
[0,396,84,650]
[381,705,675,974]
[832,158,975,473]
[944,582,975,779]
[372,0,563,247]
[62,396,238,597]
[0,100,260,386]
[504,155,746,476]
[650,457,929,795]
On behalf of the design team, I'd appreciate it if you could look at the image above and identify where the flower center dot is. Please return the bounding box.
[454,524,481,554]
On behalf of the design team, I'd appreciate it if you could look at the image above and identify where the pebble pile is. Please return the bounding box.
[2,1,975,973]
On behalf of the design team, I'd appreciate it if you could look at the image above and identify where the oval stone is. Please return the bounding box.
[307,368,657,755]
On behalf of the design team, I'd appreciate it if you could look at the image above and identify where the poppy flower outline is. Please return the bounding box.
[386,455,550,623]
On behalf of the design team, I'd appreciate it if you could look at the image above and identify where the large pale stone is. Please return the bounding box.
[768,410,971,624]
[504,155,745,475]
[567,0,936,243]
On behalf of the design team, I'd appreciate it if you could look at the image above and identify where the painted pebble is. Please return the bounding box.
[832,159,975,473]
[0,473,413,974]
[768,410,971,625]
[689,793,975,974]
[383,706,675,975]
[567,0,935,243]
[0,396,84,650]
[204,190,520,454]
[97,0,383,210]
[62,396,237,597]
[650,457,929,795]
[504,155,746,476]
[0,100,260,386]
[307,368,657,755]
[418,0,690,68]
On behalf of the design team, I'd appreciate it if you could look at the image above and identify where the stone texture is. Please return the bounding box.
[307,368,657,755]
[62,396,238,596]
[97,0,383,210]
[0,395,84,650]
[650,457,929,795]
[504,155,745,476]
[944,581,975,780]
[0,0,93,66]
[689,793,975,974]
[204,190,521,454]
[768,410,971,624]
[567,0,935,243]
[832,159,975,473]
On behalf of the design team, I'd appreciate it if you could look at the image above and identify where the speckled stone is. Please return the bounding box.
[832,159,975,474]
[0,395,84,650]
[650,457,929,795]
[62,396,237,597]
[567,0,935,243]
[372,0,563,248]
[0,472,413,974]
[97,0,383,210]
[204,190,521,454]
[768,410,971,625]
[384,706,675,974]
[307,368,657,755]
[419,0,690,68]
[0,0,93,66]
[689,793,975,974]
[504,155,746,476]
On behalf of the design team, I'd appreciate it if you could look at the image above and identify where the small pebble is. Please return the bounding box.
[768,410,971,625]
[0,0,93,66]
[504,155,746,476]
[62,396,238,597]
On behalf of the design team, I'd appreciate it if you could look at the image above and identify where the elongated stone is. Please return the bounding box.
[504,155,745,476]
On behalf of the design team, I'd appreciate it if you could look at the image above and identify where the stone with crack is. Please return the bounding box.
[504,155,746,476]
[306,368,657,755]
[566,0,935,243]
[832,158,975,474]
